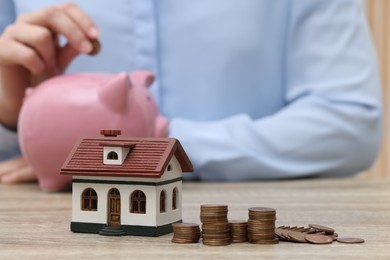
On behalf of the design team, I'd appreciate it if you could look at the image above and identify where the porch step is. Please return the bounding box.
[99,226,127,236]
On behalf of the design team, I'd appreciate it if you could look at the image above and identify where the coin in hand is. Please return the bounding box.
[88,39,101,55]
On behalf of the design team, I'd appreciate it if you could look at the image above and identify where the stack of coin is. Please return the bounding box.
[229,220,248,243]
[247,207,278,244]
[200,204,228,223]
[171,223,201,243]
[200,204,231,246]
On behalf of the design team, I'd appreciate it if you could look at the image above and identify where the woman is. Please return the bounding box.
[0,0,382,184]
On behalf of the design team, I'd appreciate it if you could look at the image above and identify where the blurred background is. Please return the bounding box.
[0,1,388,179]
[365,0,390,178]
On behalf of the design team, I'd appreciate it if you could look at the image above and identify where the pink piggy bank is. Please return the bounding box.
[18,71,168,191]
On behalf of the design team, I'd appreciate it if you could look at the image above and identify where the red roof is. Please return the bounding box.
[61,137,193,178]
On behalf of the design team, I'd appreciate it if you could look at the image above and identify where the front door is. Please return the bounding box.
[107,188,121,227]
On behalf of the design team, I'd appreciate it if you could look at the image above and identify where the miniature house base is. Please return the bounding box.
[71,221,181,237]
[61,132,193,237]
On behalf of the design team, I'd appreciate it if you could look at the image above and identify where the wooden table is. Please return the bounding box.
[1,177,389,259]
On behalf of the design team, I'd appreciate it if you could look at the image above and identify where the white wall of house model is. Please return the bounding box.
[72,156,182,226]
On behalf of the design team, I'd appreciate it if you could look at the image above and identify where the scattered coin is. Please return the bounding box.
[337,237,365,244]
[309,224,335,234]
[288,230,308,243]
[305,234,333,244]
[304,228,317,234]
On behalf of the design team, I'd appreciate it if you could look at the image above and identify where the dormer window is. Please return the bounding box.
[107,151,118,160]
[99,143,135,165]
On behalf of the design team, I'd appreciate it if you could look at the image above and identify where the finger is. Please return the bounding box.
[0,27,47,75]
[0,39,46,75]
[1,165,37,184]
[0,156,29,176]
[20,7,93,54]
[57,3,100,39]
[7,24,57,74]
[57,42,80,73]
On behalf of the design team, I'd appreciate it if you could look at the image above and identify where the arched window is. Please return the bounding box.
[172,187,178,210]
[82,188,98,211]
[107,151,118,160]
[160,190,166,213]
[130,190,146,214]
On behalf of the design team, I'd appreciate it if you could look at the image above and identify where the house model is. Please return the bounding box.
[60,130,193,236]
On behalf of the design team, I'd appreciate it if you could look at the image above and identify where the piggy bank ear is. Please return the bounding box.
[129,70,155,88]
[98,72,131,113]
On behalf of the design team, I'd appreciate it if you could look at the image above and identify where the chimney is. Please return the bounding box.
[101,130,121,137]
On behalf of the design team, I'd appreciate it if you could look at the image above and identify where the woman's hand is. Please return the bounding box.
[0,156,36,184]
[0,3,100,130]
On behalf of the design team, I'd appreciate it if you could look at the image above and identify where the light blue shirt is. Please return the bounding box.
[0,0,382,180]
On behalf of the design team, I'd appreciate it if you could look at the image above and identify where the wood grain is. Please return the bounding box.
[0,177,389,259]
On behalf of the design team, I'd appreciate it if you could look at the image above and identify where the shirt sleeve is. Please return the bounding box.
[0,0,16,33]
[0,0,19,161]
[170,0,383,180]
[0,125,20,160]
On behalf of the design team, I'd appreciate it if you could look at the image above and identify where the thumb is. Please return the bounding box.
[57,43,80,73]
